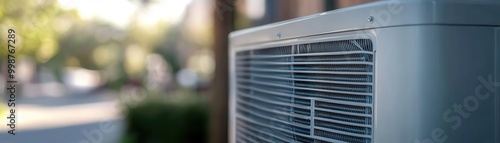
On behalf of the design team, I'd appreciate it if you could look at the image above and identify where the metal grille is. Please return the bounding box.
[235,39,374,143]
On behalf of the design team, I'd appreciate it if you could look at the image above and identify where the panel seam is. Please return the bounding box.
[495,27,499,143]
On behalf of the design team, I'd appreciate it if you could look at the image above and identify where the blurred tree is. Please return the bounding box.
[46,20,128,84]
[122,0,174,81]
[0,0,70,62]
[153,26,181,74]
[51,21,108,70]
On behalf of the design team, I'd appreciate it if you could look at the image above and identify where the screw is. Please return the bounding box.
[367,16,374,23]
[276,33,281,38]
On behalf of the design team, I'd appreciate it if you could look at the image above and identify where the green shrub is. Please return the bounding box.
[122,97,208,143]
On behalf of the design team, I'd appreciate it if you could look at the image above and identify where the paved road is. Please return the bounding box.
[0,120,123,143]
[0,91,124,143]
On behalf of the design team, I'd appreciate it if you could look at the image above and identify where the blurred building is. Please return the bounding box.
[235,0,377,29]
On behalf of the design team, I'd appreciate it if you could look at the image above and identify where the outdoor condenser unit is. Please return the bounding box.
[228,0,500,142]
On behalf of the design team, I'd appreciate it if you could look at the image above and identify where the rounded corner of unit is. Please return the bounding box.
[229,31,239,39]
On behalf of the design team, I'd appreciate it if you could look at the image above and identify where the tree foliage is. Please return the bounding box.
[0,0,73,63]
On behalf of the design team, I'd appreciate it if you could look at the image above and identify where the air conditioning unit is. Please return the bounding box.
[228,0,500,142]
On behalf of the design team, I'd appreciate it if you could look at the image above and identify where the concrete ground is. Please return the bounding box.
[0,91,124,143]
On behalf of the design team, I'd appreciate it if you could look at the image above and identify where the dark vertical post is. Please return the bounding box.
[325,0,336,11]
[211,0,234,143]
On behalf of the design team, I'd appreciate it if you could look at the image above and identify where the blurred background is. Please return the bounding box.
[0,0,374,143]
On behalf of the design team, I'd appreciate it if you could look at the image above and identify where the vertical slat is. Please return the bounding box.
[310,99,315,136]
[290,45,297,141]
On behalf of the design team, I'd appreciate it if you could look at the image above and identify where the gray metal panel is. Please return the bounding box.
[230,0,500,47]
[374,25,498,143]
